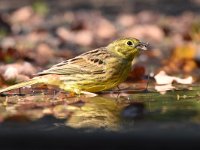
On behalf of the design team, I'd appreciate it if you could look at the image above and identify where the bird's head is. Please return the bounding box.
[107,38,148,60]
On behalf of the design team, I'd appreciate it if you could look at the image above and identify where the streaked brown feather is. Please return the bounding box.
[37,48,110,76]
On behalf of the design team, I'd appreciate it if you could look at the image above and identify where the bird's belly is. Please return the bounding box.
[59,63,131,93]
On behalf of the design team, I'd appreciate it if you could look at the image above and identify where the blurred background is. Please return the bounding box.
[0,0,200,85]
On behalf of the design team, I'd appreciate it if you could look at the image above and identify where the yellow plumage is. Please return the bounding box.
[0,38,147,94]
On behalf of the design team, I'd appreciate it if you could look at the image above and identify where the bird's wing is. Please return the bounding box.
[37,48,110,76]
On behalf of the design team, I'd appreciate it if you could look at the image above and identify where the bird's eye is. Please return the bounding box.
[127,41,133,46]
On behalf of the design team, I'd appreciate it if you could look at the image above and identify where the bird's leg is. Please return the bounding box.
[18,88,24,96]
[144,74,150,92]
[117,85,121,92]
[18,88,21,94]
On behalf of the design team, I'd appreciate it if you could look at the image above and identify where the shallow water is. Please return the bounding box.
[0,83,200,132]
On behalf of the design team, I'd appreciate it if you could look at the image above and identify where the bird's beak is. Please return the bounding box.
[136,42,148,51]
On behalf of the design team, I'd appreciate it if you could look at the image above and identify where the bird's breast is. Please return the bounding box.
[105,58,132,85]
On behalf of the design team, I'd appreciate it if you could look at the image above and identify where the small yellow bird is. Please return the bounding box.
[0,38,147,95]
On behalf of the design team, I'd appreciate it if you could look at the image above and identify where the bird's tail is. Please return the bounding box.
[0,78,40,93]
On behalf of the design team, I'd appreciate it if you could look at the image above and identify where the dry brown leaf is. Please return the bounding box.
[116,14,136,28]
[75,30,93,46]
[10,6,34,23]
[164,43,199,73]
[95,18,116,39]
[35,43,55,65]
[122,25,164,42]
[172,43,196,60]
[127,65,145,81]
[0,62,36,82]
[56,27,93,46]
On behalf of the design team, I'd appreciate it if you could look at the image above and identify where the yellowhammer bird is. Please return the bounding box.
[0,38,147,95]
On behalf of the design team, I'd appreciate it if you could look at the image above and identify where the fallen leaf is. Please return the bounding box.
[154,71,193,85]
[75,30,93,46]
[95,18,116,39]
[172,43,196,60]
[137,11,159,24]
[122,24,164,42]
[10,6,34,23]
[0,62,36,82]
[35,43,55,65]
[155,84,175,95]
[163,43,199,73]
[116,14,136,28]
[128,65,145,81]
[56,27,93,46]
